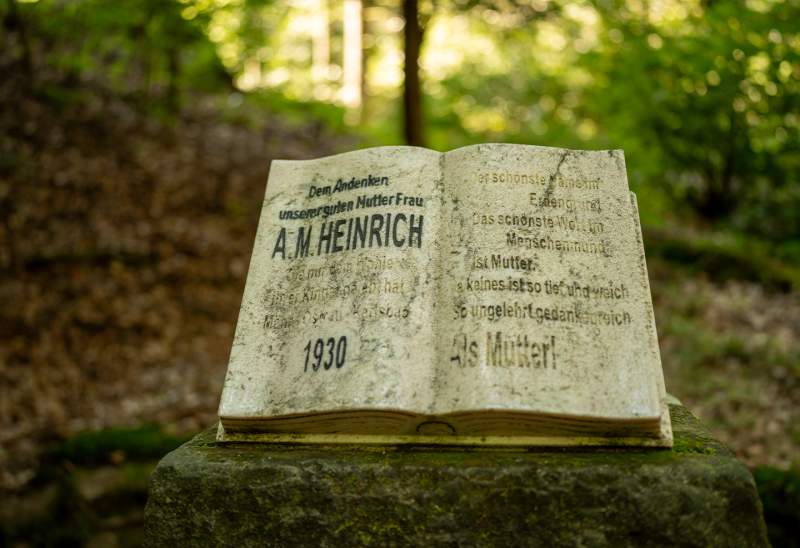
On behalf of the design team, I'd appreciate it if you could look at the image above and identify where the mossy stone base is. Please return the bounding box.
[144,405,768,547]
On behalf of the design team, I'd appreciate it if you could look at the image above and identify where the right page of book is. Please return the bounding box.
[432,144,666,421]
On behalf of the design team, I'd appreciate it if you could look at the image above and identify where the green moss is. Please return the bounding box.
[53,425,192,465]
[672,438,717,455]
[146,405,768,546]
[198,405,725,468]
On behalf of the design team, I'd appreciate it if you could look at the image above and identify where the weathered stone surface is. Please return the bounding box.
[220,145,670,444]
[144,404,768,547]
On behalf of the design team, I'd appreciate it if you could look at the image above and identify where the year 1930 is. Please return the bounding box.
[303,336,348,372]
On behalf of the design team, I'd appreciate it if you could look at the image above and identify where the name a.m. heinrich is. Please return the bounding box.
[271,212,424,259]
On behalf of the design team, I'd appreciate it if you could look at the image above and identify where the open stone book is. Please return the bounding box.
[217,144,673,447]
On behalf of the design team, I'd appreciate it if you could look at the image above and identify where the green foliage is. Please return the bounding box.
[9,0,231,109]
[411,0,800,244]
[244,89,351,133]
[5,0,799,250]
[645,227,800,290]
[588,1,800,237]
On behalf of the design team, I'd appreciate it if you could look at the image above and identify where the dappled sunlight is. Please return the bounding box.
[1,0,799,544]
[422,13,506,80]
[158,0,798,244]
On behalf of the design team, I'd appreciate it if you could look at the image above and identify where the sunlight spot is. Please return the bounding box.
[219,43,241,68]
[695,82,707,96]
[313,86,334,101]
[462,108,506,134]
[564,4,598,26]
[539,24,568,52]
[745,0,772,13]
[747,87,762,103]
[385,16,404,33]
[778,61,793,83]
[209,25,227,43]
[482,9,500,25]
[531,0,549,13]
[747,32,765,48]
[422,15,504,78]
[556,106,574,123]
[626,0,646,17]
[426,81,446,99]
[328,64,343,80]
[764,81,778,96]
[647,33,663,49]
[181,6,198,20]
[264,68,290,87]
[237,59,262,90]
[706,70,721,86]
[574,38,592,54]
[577,119,597,140]
[748,52,770,73]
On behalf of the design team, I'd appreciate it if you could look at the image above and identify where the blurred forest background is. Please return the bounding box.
[1,0,799,546]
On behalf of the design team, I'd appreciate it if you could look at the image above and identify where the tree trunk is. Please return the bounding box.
[342,0,363,112]
[166,46,180,112]
[311,0,330,91]
[402,0,424,146]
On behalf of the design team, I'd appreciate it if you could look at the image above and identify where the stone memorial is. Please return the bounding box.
[146,401,768,547]
[145,144,769,546]
[218,144,671,446]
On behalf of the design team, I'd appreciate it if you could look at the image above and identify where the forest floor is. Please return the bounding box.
[1,73,799,546]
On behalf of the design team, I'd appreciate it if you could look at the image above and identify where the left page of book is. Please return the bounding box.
[219,146,445,424]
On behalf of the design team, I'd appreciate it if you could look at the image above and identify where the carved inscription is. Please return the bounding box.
[219,145,667,426]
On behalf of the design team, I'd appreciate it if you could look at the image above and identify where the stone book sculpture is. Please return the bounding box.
[217,144,672,447]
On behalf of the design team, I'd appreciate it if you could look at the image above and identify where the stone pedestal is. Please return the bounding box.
[144,405,768,547]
